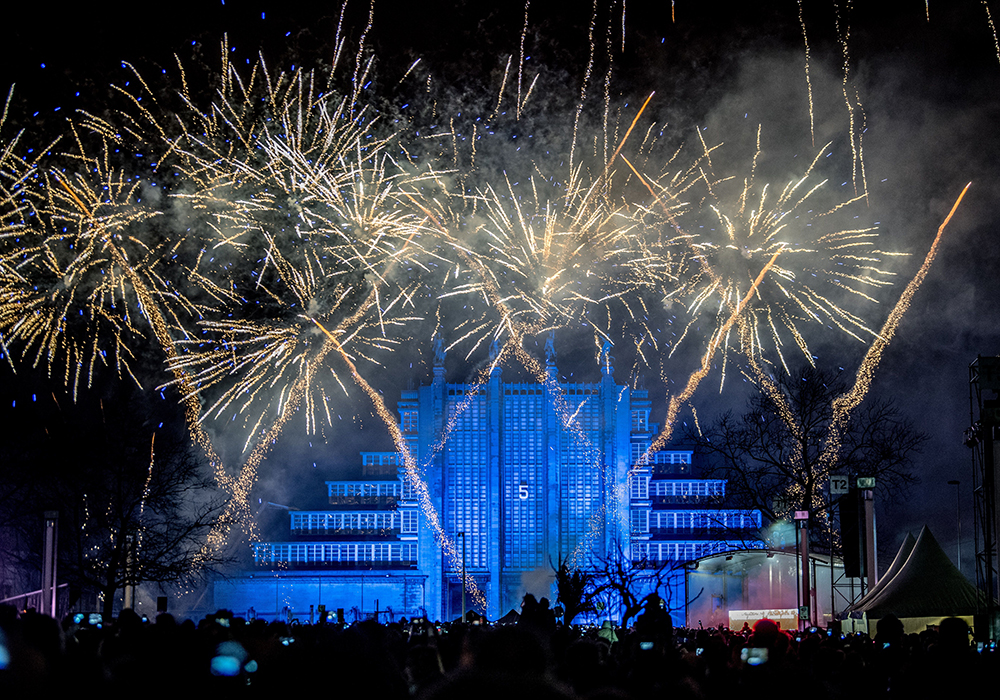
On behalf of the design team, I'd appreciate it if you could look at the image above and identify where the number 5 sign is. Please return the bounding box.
[519,483,529,500]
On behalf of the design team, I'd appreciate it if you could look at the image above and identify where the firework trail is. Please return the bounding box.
[798,0,816,147]
[2,38,433,556]
[732,183,970,520]
[309,317,488,608]
[832,0,868,202]
[403,120,663,571]
[608,121,900,465]
[2,137,244,510]
[151,43,905,563]
[52,37,446,553]
[436,172,637,354]
[406,182,623,572]
[647,248,784,454]
[134,433,156,565]
[115,44,434,443]
[821,183,971,463]
[984,0,1000,66]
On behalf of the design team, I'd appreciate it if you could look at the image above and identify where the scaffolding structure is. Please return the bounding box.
[966,356,1000,638]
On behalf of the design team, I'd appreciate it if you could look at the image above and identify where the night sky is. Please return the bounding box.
[2,1,998,580]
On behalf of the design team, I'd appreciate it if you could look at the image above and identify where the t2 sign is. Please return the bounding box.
[830,475,849,495]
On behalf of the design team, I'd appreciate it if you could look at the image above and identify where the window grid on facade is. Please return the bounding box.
[630,441,651,466]
[402,476,415,500]
[401,509,418,534]
[631,410,649,433]
[653,452,692,464]
[558,392,601,559]
[291,511,401,532]
[629,473,650,499]
[254,541,417,565]
[650,480,725,500]
[630,507,649,534]
[630,541,731,562]
[445,393,488,570]
[327,482,402,498]
[502,389,545,570]
[647,510,761,531]
[402,411,419,433]
[361,452,403,466]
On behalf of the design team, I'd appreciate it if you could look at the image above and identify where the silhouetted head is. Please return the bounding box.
[937,617,971,652]
[875,614,904,645]
[749,618,785,651]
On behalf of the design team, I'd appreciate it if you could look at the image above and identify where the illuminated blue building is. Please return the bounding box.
[215,344,761,623]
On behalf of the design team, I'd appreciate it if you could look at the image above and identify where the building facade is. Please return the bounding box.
[215,345,761,623]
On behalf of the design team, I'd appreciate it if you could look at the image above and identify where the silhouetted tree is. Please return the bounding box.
[693,367,924,536]
[553,559,599,625]
[0,382,228,616]
[593,538,687,627]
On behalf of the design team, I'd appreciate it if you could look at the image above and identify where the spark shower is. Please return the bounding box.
[0,2,974,593]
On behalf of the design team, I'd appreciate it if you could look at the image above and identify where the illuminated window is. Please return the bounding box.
[631,410,649,433]
[630,474,649,499]
[630,442,650,465]
[401,510,418,534]
[630,508,649,533]
[402,411,418,433]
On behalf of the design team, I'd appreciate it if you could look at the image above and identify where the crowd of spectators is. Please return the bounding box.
[0,596,996,698]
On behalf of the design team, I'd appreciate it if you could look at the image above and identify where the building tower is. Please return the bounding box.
[216,340,761,623]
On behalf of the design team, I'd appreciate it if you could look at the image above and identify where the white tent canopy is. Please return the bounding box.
[843,526,990,634]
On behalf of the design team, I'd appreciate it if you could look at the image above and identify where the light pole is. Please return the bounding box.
[42,511,59,618]
[948,480,962,574]
[858,477,878,592]
[794,510,811,630]
[457,532,467,623]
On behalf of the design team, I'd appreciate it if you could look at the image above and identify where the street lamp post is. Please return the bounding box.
[858,477,878,592]
[42,511,59,618]
[948,480,962,575]
[794,510,811,630]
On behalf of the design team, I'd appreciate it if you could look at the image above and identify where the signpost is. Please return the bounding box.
[794,510,810,629]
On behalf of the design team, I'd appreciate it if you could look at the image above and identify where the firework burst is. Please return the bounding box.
[0,1,977,588]
[632,132,903,382]
[0,134,191,396]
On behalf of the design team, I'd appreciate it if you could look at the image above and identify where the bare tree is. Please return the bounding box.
[63,436,228,617]
[1,383,229,616]
[694,367,924,534]
[593,538,689,627]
